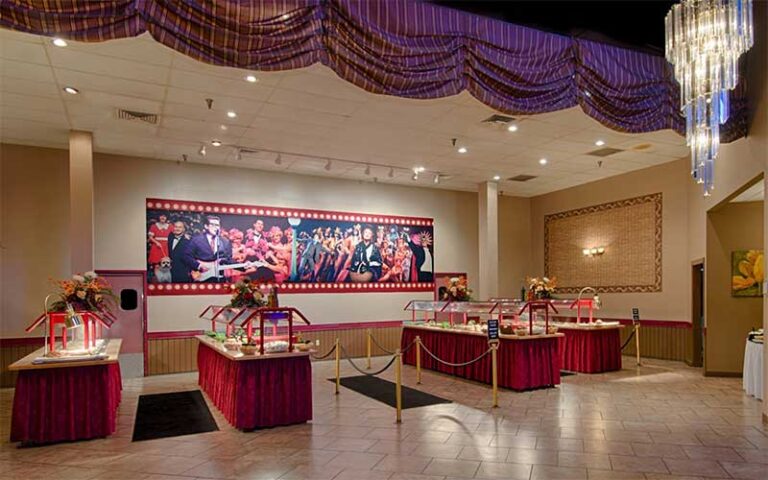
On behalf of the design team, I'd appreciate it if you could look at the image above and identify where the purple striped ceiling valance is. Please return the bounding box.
[0,0,747,142]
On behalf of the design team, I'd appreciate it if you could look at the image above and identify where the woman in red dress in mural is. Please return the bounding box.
[147,214,171,266]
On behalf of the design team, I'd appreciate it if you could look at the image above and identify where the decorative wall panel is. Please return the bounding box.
[545,193,662,293]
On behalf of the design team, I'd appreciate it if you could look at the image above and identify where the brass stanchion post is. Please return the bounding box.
[415,336,422,384]
[335,337,341,395]
[366,328,372,369]
[395,348,403,423]
[490,340,499,408]
[635,323,641,366]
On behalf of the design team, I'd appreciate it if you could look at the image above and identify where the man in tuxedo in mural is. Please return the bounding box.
[245,219,269,261]
[167,220,192,282]
[408,230,434,282]
[185,216,233,282]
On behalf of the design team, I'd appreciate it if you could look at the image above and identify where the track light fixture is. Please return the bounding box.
[275,153,282,165]
[365,164,371,175]
[235,149,242,161]
[388,167,394,178]
[433,174,440,184]
[198,145,207,156]
[325,159,332,171]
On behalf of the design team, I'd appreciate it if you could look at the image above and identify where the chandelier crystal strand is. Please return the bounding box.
[665,0,754,196]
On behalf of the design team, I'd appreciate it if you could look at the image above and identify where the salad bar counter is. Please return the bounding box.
[401,325,562,391]
[557,323,624,373]
[196,335,312,430]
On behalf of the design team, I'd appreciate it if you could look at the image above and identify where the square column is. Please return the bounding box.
[69,131,94,273]
[478,181,499,300]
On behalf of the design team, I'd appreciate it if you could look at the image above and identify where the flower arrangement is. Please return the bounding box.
[526,276,557,299]
[445,276,472,302]
[50,271,116,317]
[228,278,267,308]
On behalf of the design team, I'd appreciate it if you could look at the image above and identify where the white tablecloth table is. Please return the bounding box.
[743,339,763,400]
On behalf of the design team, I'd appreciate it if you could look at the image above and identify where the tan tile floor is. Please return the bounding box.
[0,356,766,479]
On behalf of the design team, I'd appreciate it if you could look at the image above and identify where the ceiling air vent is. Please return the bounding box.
[116,109,159,125]
[508,174,537,182]
[586,147,623,157]
[482,114,517,125]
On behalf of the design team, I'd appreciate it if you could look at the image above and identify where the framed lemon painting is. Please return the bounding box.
[732,250,764,297]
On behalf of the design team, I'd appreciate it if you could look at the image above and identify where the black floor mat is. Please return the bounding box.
[132,390,218,441]
[560,371,577,376]
[330,376,451,409]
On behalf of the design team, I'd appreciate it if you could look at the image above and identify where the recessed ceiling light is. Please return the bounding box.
[211,140,222,147]
[63,86,79,95]
[457,147,468,154]
[52,38,68,47]
[493,175,501,181]
[227,111,237,118]
[245,75,257,83]
[507,124,518,132]
[539,158,548,165]
[595,140,605,146]
[220,125,228,131]
[415,166,426,173]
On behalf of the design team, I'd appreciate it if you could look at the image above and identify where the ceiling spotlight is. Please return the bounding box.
[433,174,440,184]
[539,158,548,165]
[415,166,426,173]
[211,140,222,147]
[235,150,242,161]
[220,124,228,131]
[52,38,68,47]
[412,172,419,181]
[275,153,282,165]
[364,164,371,175]
[507,124,518,132]
[227,111,237,118]
[324,159,332,171]
[388,167,394,178]
[457,146,468,154]
[245,75,258,83]
[63,86,79,95]
[493,175,501,181]
[595,140,605,146]
[198,145,207,156]
[281,13,290,20]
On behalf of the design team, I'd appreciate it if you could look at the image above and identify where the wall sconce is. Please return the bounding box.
[582,246,605,257]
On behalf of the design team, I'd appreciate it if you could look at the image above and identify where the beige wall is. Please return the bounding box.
[498,195,531,297]
[706,201,764,374]
[0,144,71,337]
[530,159,692,321]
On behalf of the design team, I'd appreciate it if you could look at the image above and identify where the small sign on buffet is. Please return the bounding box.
[632,308,640,322]
[487,319,499,340]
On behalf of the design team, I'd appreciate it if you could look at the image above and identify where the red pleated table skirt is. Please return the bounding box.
[11,363,122,444]
[401,327,561,391]
[197,342,313,430]
[559,327,622,373]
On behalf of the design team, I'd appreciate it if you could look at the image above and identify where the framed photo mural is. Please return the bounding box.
[731,249,764,297]
[145,198,435,295]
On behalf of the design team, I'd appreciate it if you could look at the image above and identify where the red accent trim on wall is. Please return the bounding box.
[148,282,434,296]
[0,337,44,347]
[146,198,434,225]
[147,320,405,340]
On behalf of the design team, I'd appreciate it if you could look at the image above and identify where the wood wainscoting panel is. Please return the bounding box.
[147,337,198,375]
[146,325,404,376]
[619,324,691,362]
[1,343,41,388]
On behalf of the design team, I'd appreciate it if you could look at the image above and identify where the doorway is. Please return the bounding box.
[691,261,704,367]
[96,270,147,378]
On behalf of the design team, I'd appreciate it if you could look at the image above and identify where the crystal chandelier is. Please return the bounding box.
[665,0,754,196]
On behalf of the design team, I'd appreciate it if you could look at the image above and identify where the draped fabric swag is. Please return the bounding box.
[0,0,747,142]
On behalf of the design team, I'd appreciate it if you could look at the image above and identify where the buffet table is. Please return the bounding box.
[196,335,312,430]
[557,323,624,373]
[9,339,122,445]
[401,325,562,391]
[743,337,763,400]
